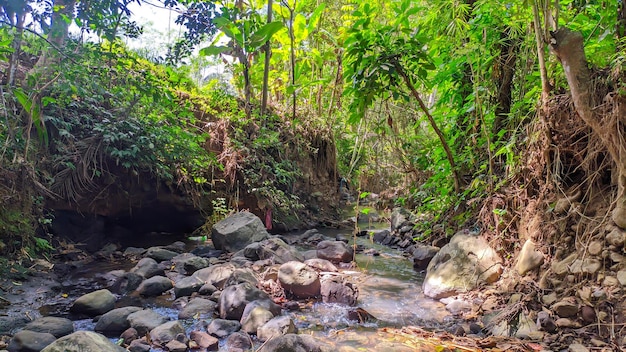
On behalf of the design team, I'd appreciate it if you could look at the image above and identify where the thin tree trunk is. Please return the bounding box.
[7,15,25,87]
[288,3,297,120]
[393,62,461,193]
[492,28,520,141]
[261,0,273,116]
[532,0,551,103]
[33,0,76,72]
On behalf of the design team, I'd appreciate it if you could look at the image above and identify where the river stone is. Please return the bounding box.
[515,240,544,275]
[552,253,578,276]
[246,237,304,264]
[569,343,590,352]
[207,319,241,338]
[391,207,415,231]
[174,275,205,298]
[553,298,579,318]
[70,289,116,316]
[23,317,74,338]
[136,275,172,296]
[218,282,271,320]
[320,275,358,306]
[226,332,252,351]
[178,297,217,319]
[120,328,138,345]
[94,306,142,336]
[224,268,259,287]
[149,321,185,347]
[569,258,601,274]
[240,305,274,334]
[211,212,269,252]
[612,205,626,229]
[127,309,169,336]
[164,339,187,352]
[130,257,164,278]
[172,253,210,275]
[278,261,321,298]
[412,245,440,271]
[192,263,237,289]
[588,241,603,256]
[316,240,354,263]
[189,330,218,351]
[0,316,30,335]
[128,339,151,352]
[423,231,503,299]
[145,247,179,262]
[617,270,626,286]
[8,330,56,352]
[257,316,297,342]
[241,300,281,322]
[260,333,323,352]
[304,258,338,272]
[111,272,144,294]
[41,331,125,352]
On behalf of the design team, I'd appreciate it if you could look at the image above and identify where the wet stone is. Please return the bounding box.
[207,319,241,338]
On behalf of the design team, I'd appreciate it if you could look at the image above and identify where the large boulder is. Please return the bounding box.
[70,289,116,316]
[7,330,56,352]
[316,241,353,263]
[174,275,205,298]
[218,282,271,320]
[94,306,143,336]
[278,261,321,298]
[211,212,269,252]
[423,231,503,299]
[171,253,210,275]
[41,331,125,352]
[260,333,323,352]
[22,317,74,338]
[127,309,169,336]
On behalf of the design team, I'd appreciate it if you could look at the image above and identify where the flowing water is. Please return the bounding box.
[7,223,455,351]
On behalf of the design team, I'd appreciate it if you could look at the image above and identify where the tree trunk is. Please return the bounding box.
[532,0,551,103]
[394,62,461,193]
[7,14,25,87]
[260,0,273,116]
[550,27,626,228]
[32,0,76,75]
[492,28,520,141]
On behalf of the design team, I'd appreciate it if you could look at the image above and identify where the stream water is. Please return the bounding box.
[4,224,455,351]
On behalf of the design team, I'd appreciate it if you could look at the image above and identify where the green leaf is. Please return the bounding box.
[248,21,285,50]
[13,88,32,112]
[199,45,230,56]
[307,4,326,33]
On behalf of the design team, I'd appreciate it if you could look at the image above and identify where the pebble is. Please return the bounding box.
[568,343,589,352]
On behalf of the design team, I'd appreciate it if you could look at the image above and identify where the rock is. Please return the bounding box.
[174,275,205,298]
[136,275,172,296]
[278,261,321,298]
[171,253,210,275]
[218,282,271,320]
[569,343,589,352]
[120,328,138,345]
[178,297,217,319]
[145,247,179,262]
[542,292,558,306]
[536,311,557,333]
[207,319,241,338]
[443,298,472,316]
[515,240,544,275]
[226,331,252,351]
[581,305,596,324]
[224,268,258,287]
[23,317,74,338]
[302,250,318,260]
[240,305,273,334]
[211,211,269,252]
[412,245,440,271]
[514,313,542,339]
[193,263,237,289]
[199,283,218,295]
[164,339,187,352]
[553,298,579,318]
[127,309,169,336]
[242,237,304,264]
[260,333,323,352]
[569,258,602,274]
[357,209,380,223]
[617,270,626,285]
[304,258,338,272]
[128,339,151,352]
[556,318,581,328]
[552,253,578,276]
[316,240,354,263]
[149,321,185,347]
[70,289,116,316]
[588,241,603,256]
[8,330,56,352]
[603,276,619,286]
[423,231,503,299]
[130,257,164,278]
[94,306,143,336]
[320,275,358,305]
[301,229,328,246]
[606,226,625,247]
[257,316,297,342]
[111,272,144,294]
[189,331,218,351]
[372,230,390,244]
[0,316,30,335]
[391,207,416,231]
[40,331,125,352]
[612,205,626,229]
